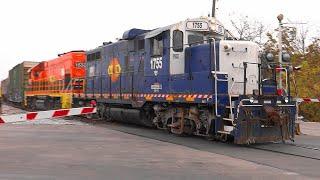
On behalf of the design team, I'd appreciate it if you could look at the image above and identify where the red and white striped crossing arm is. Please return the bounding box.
[0,107,96,124]
[295,98,320,103]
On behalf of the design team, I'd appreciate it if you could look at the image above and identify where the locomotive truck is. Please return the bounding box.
[73,16,297,144]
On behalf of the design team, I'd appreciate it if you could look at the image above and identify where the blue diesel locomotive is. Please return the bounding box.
[73,17,297,144]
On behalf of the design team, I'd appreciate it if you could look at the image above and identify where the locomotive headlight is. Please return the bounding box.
[284,97,289,103]
[282,52,291,62]
[266,53,274,62]
[249,97,255,103]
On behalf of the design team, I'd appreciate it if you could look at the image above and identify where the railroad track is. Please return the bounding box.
[288,143,320,151]
[248,143,320,161]
[73,115,320,161]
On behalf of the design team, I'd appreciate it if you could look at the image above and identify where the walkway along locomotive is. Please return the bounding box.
[70,16,296,144]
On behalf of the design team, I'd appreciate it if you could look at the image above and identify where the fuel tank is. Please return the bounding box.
[107,108,154,127]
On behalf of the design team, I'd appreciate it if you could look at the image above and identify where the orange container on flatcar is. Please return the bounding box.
[25,51,86,109]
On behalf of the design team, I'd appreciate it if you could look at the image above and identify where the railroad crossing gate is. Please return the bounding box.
[0,107,96,124]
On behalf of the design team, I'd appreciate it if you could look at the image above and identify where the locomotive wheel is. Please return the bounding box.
[184,119,196,135]
[165,108,197,135]
[97,104,112,121]
[97,104,105,120]
[31,98,37,110]
[169,118,184,135]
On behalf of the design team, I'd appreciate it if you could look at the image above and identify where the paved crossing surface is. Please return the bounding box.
[0,124,308,180]
[0,104,319,179]
[300,121,320,136]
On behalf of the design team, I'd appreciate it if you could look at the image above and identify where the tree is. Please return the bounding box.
[306,38,320,54]
[230,16,266,45]
[262,26,299,55]
[296,25,309,54]
[293,39,320,122]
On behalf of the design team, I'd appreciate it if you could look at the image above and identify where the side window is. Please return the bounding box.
[96,52,101,60]
[87,54,92,61]
[173,30,183,52]
[138,55,144,72]
[89,65,95,77]
[137,40,145,51]
[128,41,135,52]
[87,52,101,61]
[124,55,134,73]
[150,34,163,57]
[33,71,39,78]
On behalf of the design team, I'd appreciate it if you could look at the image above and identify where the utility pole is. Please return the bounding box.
[212,0,216,17]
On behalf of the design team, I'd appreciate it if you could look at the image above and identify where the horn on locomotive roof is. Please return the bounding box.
[103,41,112,46]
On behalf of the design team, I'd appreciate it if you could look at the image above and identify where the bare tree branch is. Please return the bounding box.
[229,15,266,45]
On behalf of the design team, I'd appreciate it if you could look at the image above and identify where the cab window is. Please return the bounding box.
[188,34,204,46]
[88,65,95,77]
[150,34,163,57]
[173,30,183,52]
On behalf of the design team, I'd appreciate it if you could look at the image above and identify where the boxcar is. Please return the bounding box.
[8,61,39,105]
[1,78,9,101]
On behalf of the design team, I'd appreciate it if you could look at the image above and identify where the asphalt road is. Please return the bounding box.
[0,104,319,179]
[91,121,320,178]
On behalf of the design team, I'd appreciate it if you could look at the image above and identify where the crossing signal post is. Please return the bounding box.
[277,14,284,92]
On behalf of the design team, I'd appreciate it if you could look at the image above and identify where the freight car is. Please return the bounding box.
[25,51,86,110]
[8,61,39,106]
[73,16,297,144]
[1,78,9,101]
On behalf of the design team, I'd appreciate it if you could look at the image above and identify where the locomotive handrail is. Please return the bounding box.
[209,38,220,117]
[235,99,257,120]
[276,67,289,96]
[229,81,236,120]
[211,72,229,82]
[243,62,261,65]
[232,63,245,69]
[228,80,249,121]
[236,99,247,120]
[242,61,263,96]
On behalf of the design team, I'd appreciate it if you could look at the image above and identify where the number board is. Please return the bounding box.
[186,21,209,31]
[75,62,85,68]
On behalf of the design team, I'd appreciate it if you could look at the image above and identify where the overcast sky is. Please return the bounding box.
[0,0,318,80]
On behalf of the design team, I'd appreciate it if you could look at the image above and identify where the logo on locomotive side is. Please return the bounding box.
[108,58,122,82]
[150,57,162,76]
[151,82,162,93]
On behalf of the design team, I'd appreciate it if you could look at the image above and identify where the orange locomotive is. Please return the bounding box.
[25,51,86,109]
